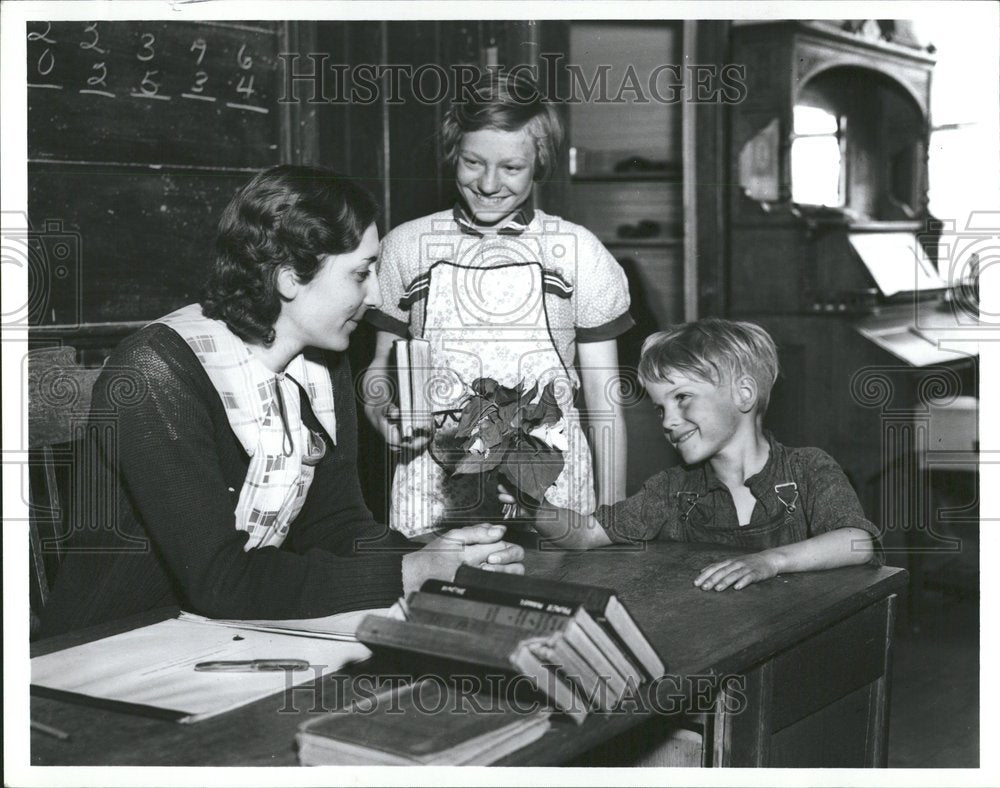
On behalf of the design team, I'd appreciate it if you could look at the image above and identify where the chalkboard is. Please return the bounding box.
[27,20,282,168]
[26,21,291,332]
[28,165,254,326]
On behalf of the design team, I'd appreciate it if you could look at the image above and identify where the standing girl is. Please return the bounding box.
[363,73,634,538]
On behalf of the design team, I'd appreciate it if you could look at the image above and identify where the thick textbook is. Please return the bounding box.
[355,614,588,724]
[297,678,551,765]
[454,565,666,680]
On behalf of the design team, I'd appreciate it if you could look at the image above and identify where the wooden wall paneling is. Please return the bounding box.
[310,21,393,226]
[685,20,731,318]
[438,20,481,70]
[310,22,351,172]
[279,21,319,165]
[385,21,448,226]
[346,20,381,185]
[729,225,804,314]
[536,21,572,218]
[764,340,808,447]
[612,242,685,493]
[496,20,538,69]
[612,243,685,338]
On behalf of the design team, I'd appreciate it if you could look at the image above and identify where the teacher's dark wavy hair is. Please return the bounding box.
[202,164,379,345]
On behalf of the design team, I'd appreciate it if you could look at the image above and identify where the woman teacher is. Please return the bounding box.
[39,165,523,637]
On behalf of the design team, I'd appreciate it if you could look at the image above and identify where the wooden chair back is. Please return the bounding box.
[28,346,102,636]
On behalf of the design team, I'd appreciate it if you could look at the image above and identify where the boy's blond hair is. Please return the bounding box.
[638,318,780,415]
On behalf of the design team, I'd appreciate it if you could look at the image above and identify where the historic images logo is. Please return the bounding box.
[278,57,748,106]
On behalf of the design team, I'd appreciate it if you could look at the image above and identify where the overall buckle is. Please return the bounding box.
[774,482,800,514]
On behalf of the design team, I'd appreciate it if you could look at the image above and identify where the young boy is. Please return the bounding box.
[513,318,881,591]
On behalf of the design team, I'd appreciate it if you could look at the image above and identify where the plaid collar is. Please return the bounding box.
[452,201,535,237]
[155,304,338,550]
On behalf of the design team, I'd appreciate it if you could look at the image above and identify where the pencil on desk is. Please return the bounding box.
[31,720,71,741]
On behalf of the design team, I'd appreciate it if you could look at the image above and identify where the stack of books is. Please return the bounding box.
[296,567,665,765]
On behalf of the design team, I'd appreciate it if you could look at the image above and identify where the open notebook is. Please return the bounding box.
[31,610,392,723]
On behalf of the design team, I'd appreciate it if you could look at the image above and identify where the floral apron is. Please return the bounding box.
[389,255,596,537]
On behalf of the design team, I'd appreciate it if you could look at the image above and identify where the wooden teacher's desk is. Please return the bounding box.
[30,541,906,767]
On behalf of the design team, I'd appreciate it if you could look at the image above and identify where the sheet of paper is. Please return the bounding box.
[31,617,372,723]
[849,232,946,297]
[178,604,403,641]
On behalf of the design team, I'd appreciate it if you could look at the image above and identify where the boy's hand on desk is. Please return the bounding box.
[401,524,525,594]
[694,552,780,592]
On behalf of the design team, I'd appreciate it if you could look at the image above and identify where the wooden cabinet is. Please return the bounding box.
[722,21,979,533]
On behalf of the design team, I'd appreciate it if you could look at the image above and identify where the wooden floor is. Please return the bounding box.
[888,589,979,767]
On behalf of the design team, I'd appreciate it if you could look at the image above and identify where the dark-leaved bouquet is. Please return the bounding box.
[431,378,567,515]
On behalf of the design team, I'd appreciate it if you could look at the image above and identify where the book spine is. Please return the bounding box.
[454,565,614,613]
[409,590,572,634]
[409,338,432,429]
[420,578,581,620]
[356,615,517,671]
[394,340,413,438]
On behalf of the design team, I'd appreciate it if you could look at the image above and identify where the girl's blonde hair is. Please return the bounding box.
[441,71,564,181]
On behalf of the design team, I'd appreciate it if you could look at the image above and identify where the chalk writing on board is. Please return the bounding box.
[228,42,269,114]
[27,22,60,89]
[28,22,273,115]
[27,17,279,163]
[79,22,106,54]
[130,31,171,100]
[182,37,216,102]
[79,23,114,98]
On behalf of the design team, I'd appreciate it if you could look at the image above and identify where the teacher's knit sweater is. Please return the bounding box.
[39,324,410,638]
